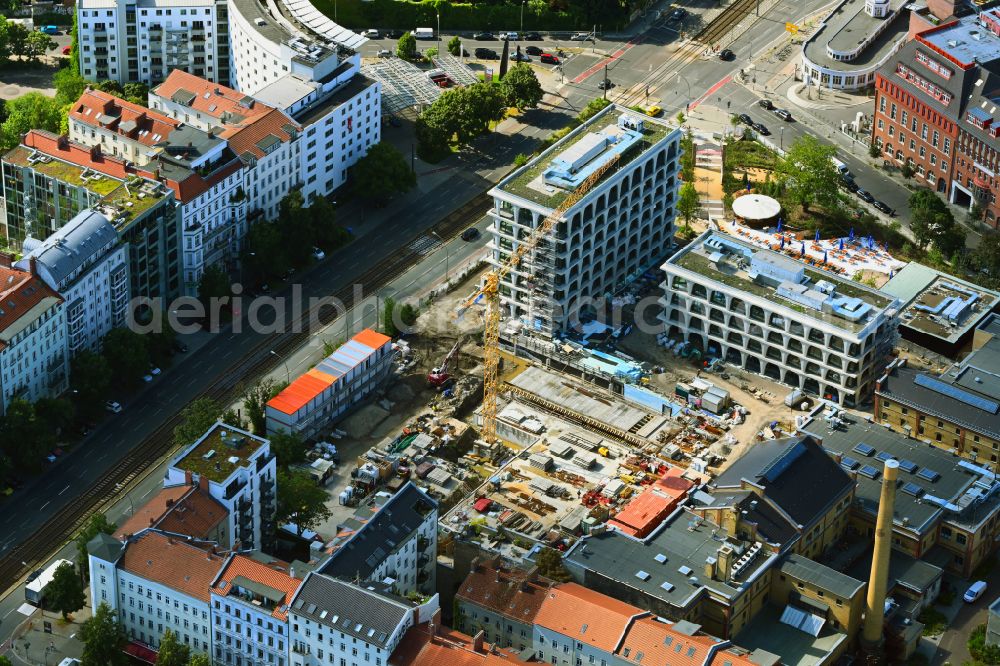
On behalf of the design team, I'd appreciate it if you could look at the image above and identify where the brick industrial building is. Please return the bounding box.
[871,2,1000,225]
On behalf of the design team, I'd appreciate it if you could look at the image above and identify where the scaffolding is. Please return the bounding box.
[362,58,443,116]
[430,53,481,87]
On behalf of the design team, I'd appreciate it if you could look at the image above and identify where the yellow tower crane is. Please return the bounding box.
[461,153,620,445]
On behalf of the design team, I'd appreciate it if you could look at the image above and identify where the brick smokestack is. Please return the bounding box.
[861,458,899,657]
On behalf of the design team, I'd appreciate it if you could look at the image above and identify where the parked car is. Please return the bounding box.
[570,32,591,41]
[386,29,404,38]
[738,113,753,125]
[872,200,894,215]
[539,52,560,64]
[646,105,663,117]
[500,31,520,41]
[377,49,392,57]
[523,31,542,40]
[364,28,380,38]
[150,367,161,376]
[965,581,988,603]
[840,177,859,193]
[669,8,687,20]
[461,227,480,241]
[105,400,122,413]
[41,25,59,35]
[525,45,543,55]
[758,99,774,110]
[773,108,793,121]
[512,52,531,62]
[856,188,875,203]
[475,47,499,59]
[173,342,189,353]
[473,31,495,40]
[61,45,71,55]
[719,48,734,61]
[598,79,615,90]
[143,373,154,383]
[312,247,326,260]
[752,122,770,136]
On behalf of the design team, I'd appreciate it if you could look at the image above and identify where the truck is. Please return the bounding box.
[25,558,73,606]
[412,27,434,39]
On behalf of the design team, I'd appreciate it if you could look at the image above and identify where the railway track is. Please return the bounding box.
[611,0,761,109]
[0,192,491,593]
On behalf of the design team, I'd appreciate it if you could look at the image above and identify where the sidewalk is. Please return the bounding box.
[5,605,89,666]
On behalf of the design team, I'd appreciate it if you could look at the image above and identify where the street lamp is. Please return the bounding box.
[520,0,525,34]
[431,231,450,283]
[270,350,290,384]
[436,12,440,57]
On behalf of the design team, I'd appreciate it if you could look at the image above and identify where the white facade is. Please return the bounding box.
[16,210,129,355]
[660,231,900,406]
[289,575,436,666]
[488,106,681,336]
[166,422,277,551]
[76,0,230,85]
[0,265,69,413]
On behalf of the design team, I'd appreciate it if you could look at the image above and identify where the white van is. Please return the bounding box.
[412,27,434,39]
[964,580,988,603]
[832,157,851,178]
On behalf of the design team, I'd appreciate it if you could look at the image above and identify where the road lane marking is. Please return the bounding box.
[690,75,733,111]
[40,501,50,511]
[58,485,70,496]
[572,38,642,83]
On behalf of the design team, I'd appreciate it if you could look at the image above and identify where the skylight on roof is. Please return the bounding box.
[853,443,876,456]
[858,465,881,480]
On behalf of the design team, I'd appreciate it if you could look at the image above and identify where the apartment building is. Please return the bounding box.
[68,88,186,166]
[210,553,301,666]
[661,231,900,406]
[165,422,277,552]
[320,483,437,597]
[87,529,223,657]
[76,0,230,85]
[800,412,1000,577]
[454,559,553,652]
[265,328,395,438]
[289,574,435,666]
[0,258,68,413]
[149,69,301,223]
[872,6,1000,225]
[15,209,128,355]
[3,130,182,299]
[388,619,533,666]
[488,105,681,336]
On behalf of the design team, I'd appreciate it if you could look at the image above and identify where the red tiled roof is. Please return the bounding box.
[0,263,63,348]
[456,560,552,625]
[153,70,300,161]
[21,129,131,181]
[115,486,191,540]
[616,616,717,666]
[390,624,531,666]
[118,531,226,602]
[709,648,760,666]
[70,89,181,148]
[212,554,301,620]
[534,583,645,653]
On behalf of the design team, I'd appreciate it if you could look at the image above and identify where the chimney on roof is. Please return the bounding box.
[430,607,441,637]
[0,253,12,268]
[149,517,155,526]
[473,630,485,654]
[185,469,193,486]
[166,498,175,507]
[199,474,210,492]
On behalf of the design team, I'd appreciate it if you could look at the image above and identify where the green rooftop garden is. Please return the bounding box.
[101,183,168,229]
[176,425,266,483]
[499,109,674,210]
[6,148,122,196]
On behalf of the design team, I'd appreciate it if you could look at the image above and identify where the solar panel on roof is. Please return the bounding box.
[875,451,893,463]
[853,443,876,456]
[917,468,941,483]
[914,373,1000,413]
[858,465,881,480]
[841,456,860,470]
[898,459,919,474]
[901,482,924,498]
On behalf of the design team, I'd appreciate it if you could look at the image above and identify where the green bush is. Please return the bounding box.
[917,606,946,637]
[969,624,1000,664]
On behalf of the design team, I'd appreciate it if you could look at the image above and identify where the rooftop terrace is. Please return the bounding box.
[920,11,1000,68]
[897,275,999,342]
[670,232,895,334]
[5,147,121,196]
[98,180,171,230]
[496,106,675,210]
[173,422,269,483]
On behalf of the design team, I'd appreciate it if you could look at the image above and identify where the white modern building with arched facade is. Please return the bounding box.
[800,0,910,91]
[660,231,900,407]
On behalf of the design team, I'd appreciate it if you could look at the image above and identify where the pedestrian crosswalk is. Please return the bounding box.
[408,235,441,255]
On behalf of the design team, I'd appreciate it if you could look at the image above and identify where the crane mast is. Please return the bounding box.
[462,153,620,445]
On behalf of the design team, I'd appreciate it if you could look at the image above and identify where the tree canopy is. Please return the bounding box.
[173,397,222,447]
[243,377,277,435]
[1,92,62,150]
[351,142,415,204]
[677,181,701,225]
[47,561,86,620]
[276,468,332,534]
[534,546,572,582]
[71,350,112,418]
[80,602,128,666]
[447,35,461,56]
[909,189,959,252]
[270,431,307,468]
[156,630,191,666]
[417,83,506,159]
[102,327,150,387]
[396,32,417,60]
[774,135,841,212]
[500,64,543,110]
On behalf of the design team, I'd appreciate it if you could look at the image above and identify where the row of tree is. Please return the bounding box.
[416,64,543,162]
[0,18,56,66]
[80,603,211,666]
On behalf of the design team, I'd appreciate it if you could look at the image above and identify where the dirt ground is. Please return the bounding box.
[693,165,724,200]
[617,327,802,469]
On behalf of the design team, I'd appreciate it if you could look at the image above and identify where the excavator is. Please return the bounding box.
[428,337,463,389]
